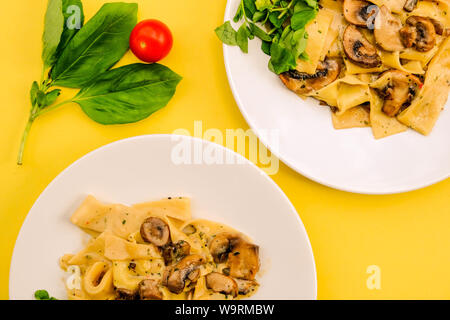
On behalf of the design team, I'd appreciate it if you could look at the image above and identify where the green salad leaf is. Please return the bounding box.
[51,2,137,88]
[42,0,65,68]
[73,63,182,125]
[215,0,318,74]
[34,290,58,300]
[215,21,238,46]
[56,0,85,57]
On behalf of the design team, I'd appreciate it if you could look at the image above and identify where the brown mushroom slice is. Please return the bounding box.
[374,5,405,52]
[138,279,163,300]
[163,254,204,294]
[205,272,238,297]
[428,18,450,36]
[343,25,381,68]
[115,288,138,300]
[209,233,240,263]
[343,0,376,27]
[162,240,191,265]
[279,59,341,95]
[400,16,436,52]
[374,70,422,117]
[234,279,258,295]
[140,217,170,247]
[403,0,418,12]
[227,240,260,281]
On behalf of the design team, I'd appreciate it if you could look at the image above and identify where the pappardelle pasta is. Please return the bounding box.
[279,0,450,138]
[60,196,261,300]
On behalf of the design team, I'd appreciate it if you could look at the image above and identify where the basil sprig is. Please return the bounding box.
[215,0,318,74]
[17,1,182,165]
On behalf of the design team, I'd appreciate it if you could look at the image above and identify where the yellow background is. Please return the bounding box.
[0,0,449,300]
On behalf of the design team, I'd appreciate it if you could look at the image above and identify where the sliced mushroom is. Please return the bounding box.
[162,254,204,294]
[234,279,258,295]
[428,18,450,36]
[205,272,238,297]
[343,0,376,27]
[140,217,170,247]
[138,279,163,300]
[400,16,436,52]
[343,25,381,68]
[209,233,240,263]
[115,288,138,300]
[374,70,422,117]
[162,240,191,265]
[279,59,341,95]
[374,5,405,52]
[227,240,260,281]
[403,0,418,12]
[182,224,197,235]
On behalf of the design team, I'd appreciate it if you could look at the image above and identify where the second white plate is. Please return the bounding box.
[223,0,450,194]
[9,135,316,300]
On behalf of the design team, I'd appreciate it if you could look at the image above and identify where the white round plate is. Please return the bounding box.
[223,0,450,194]
[9,135,316,300]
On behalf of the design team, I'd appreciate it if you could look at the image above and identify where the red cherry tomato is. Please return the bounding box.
[129,19,173,63]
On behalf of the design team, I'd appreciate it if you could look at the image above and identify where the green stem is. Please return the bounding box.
[36,99,74,117]
[17,105,38,165]
[17,98,73,165]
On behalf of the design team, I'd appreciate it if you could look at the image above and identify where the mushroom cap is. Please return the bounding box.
[343,0,376,27]
[227,240,260,281]
[205,272,238,297]
[343,25,381,68]
[234,278,258,295]
[115,288,139,300]
[140,217,170,247]
[162,240,191,265]
[138,279,163,300]
[400,16,436,52]
[403,0,418,12]
[163,254,204,294]
[373,70,422,117]
[279,59,341,95]
[374,5,405,52]
[209,233,239,263]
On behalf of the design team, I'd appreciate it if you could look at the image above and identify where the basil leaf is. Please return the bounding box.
[237,24,250,53]
[255,0,273,11]
[261,40,271,55]
[249,23,272,41]
[215,21,238,46]
[44,89,62,107]
[269,11,286,28]
[233,5,243,22]
[304,0,318,9]
[30,81,39,106]
[34,290,57,300]
[56,0,84,57]
[73,64,182,125]
[291,8,317,30]
[51,3,138,88]
[268,42,296,74]
[243,0,257,19]
[42,0,64,68]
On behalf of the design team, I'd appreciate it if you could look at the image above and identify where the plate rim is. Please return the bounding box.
[222,0,449,195]
[9,134,317,300]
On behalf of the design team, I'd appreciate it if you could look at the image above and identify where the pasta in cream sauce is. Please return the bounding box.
[60,196,261,300]
[280,0,449,138]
